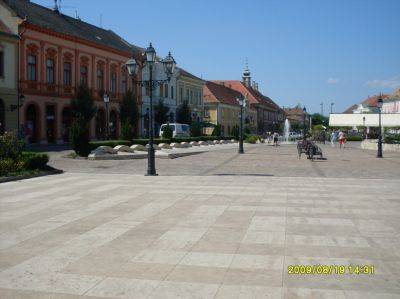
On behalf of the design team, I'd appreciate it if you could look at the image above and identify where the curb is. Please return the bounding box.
[0,169,64,184]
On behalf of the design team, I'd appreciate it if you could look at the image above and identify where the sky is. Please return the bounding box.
[32,0,400,114]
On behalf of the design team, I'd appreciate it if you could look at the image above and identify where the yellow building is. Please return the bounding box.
[203,81,257,136]
[176,68,205,122]
[0,2,20,134]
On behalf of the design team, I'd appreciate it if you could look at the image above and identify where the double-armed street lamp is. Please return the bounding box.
[377,97,383,158]
[303,106,307,140]
[237,95,247,154]
[103,93,110,140]
[126,43,176,176]
[10,94,25,138]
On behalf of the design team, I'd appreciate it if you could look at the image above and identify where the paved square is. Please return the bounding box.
[1,143,400,298]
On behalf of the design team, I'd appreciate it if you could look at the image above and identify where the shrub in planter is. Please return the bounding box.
[0,131,25,160]
[0,159,24,176]
[69,116,91,157]
[22,152,49,170]
[245,134,259,144]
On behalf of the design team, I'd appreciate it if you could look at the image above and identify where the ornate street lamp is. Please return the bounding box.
[237,95,247,154]
[10,94,25,138]
[377,97,383,158]
[303,106,307,140]
[126,43,176,176]
[103,93,110,140]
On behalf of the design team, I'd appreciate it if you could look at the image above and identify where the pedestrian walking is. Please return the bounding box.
[338,130,346,148]
[331,131,337,147]
[273,132,279,146]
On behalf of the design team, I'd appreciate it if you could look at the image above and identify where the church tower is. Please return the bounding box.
[242,61,251,87]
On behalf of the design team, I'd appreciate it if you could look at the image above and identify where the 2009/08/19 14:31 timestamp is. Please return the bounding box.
[287,265,375,275]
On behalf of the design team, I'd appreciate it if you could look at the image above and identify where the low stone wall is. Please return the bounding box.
[361,140,400,152]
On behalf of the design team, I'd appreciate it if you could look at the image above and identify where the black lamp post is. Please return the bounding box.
[303,106,307,140]
[377,97,383,158]
[10,94,25,138]
[330,102,334,114]
[126,43,176,176]
[237,95,246,154]
[103,93,110,140]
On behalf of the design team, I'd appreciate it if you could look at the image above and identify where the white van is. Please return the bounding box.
[159,123,191,137]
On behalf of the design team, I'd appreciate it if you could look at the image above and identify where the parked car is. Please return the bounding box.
[159,123,191,137]
[289,132,302,139]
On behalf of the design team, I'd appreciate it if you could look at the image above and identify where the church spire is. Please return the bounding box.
[242,59,251,87]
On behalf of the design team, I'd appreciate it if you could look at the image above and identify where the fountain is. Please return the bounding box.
[284,118,290,142]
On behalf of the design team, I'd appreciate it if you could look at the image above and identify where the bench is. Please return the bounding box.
[297,140,324,161]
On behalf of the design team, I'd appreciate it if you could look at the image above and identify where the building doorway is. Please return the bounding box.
[46,105,55,143]
[26,104,38,143]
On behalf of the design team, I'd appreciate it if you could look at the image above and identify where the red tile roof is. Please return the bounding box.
[204,81,243,106]
[343,93,390,113]
[211,80,281,110]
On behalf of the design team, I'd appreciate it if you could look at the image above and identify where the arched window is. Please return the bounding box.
[80,56,89,86]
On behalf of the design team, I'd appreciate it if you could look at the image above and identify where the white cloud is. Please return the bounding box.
[366,77,400,89]
[327,77,340,84]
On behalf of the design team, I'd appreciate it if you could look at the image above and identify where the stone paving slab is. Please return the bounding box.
[46,142,400,179]
[1,172,400,298]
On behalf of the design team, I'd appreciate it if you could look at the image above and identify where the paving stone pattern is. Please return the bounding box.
[0,143,400,298]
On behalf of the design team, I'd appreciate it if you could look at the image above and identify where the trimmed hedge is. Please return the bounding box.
[22,152,49,170]
[346,136,362,142]
[244,134,259,144]
[0,152,49,176]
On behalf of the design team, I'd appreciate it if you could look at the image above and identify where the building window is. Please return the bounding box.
[110,72,117,94]
[80,66,87,86]
[160,84,168,98]
[165,84,169,98]
[46,59,55,84]
[145,81,150,96]
[63,62,71,86]
[97,69,104,91]
[179,87,183,103]
[27,55,37,81]
[121,74,127,93]
[171,86,174,99]
[190,90,193,104]
[0,50,4,78]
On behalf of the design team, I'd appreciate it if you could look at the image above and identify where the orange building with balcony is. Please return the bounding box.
[5,0,142,143]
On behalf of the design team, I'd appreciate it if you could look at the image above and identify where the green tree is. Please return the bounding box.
[154,99,170,128]
[71,85,96,123]
[69,85,96,156]
[119,91,138,140]
[190,122,202,137]
[311,113,329,127]
[211,124,222,136]
[176,100,192,124]
[230,125,239,139]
